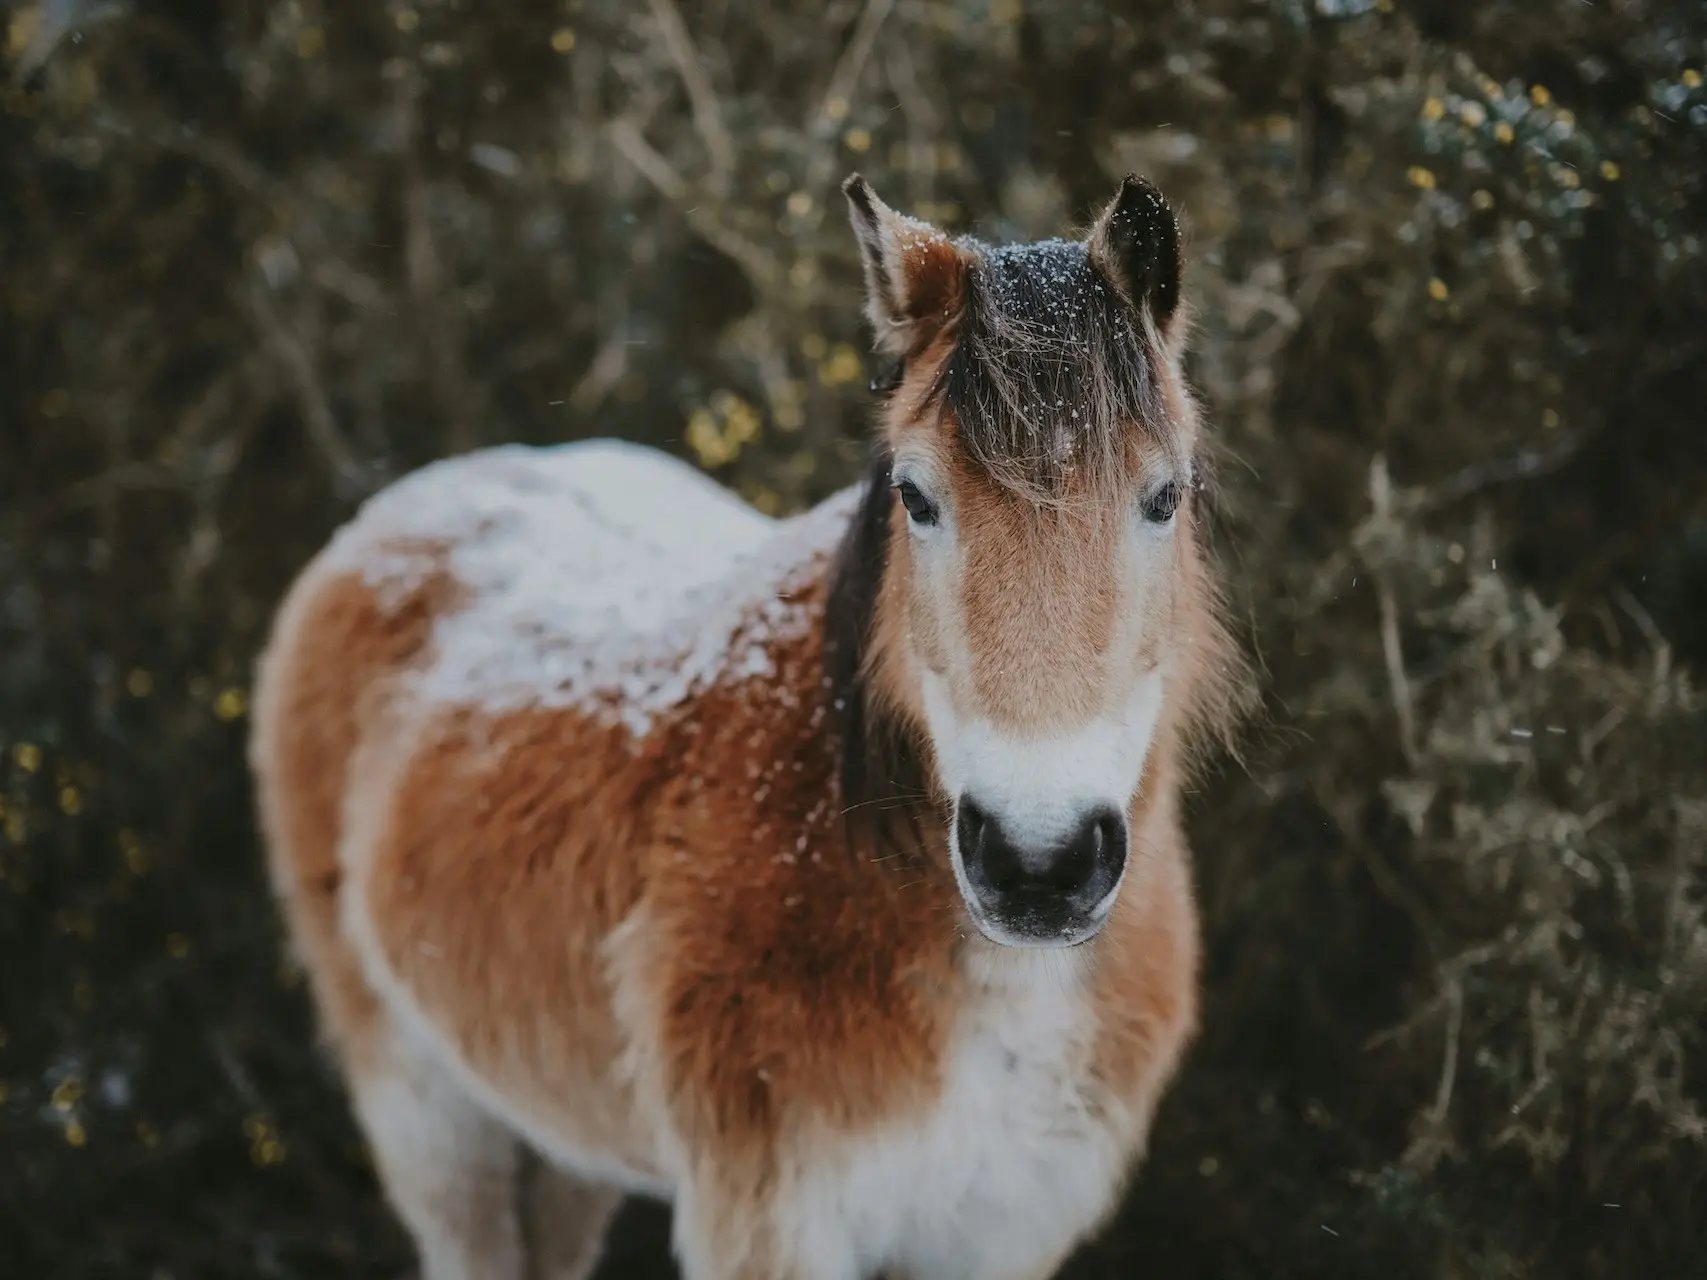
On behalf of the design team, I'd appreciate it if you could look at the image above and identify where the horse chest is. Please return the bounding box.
[804,972,1129,1280]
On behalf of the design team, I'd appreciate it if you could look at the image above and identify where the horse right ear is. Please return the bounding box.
[842,174,967,359]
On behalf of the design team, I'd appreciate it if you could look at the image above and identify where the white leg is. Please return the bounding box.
[671,1179,858,1280]
[521,1155,621,1280]
[349,1032,524,1280]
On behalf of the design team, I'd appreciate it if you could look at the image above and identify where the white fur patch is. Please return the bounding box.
[779,953,1129,1280]
[922,668,1167,945]
[922,671,1167,850]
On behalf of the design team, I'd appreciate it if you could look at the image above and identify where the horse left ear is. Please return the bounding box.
[843,173,968,359]
[1088,174,1182,338]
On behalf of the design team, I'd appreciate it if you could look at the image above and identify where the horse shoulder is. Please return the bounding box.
[610,639,963,1186]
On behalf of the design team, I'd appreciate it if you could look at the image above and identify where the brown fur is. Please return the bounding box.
[251,538,460,1067]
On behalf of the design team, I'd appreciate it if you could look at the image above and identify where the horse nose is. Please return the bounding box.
[955,796,1128,918]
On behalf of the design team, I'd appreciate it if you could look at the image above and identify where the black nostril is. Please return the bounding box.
[958,797,1025,893]
[1045,824,1095,893]
[956,798,987,855]
[1043,810,1126,896]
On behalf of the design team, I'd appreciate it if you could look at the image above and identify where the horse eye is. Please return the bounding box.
[1141,482,1182,524]
[894,479,939,527]
[870,360,905,396]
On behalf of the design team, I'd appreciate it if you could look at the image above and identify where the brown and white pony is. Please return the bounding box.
[249,172,1246,1280]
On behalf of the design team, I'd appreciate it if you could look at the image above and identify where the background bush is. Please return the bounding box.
[2,1,1704,1276]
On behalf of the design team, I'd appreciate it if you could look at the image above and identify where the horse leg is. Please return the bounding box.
[670,1176,859,1280]
[520,1153,622,1280]
[348,1026,526,1280]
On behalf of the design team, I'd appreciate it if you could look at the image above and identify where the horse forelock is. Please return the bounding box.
[927,236,1183,503]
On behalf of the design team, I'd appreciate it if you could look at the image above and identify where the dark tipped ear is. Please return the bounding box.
[1088,174,1182,335]
[842,173,967,359]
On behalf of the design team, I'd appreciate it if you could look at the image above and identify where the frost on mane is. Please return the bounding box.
[320,440,857,738]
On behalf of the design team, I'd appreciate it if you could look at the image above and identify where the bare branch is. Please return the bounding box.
[1368,455,1422,769]
[567,327,633,418]
[608,118,781,292]
[646,0,738,194]
[393,62,479,456]
[1428,978,1464,1127]
[244,273,365,497]
[1399,977,1464,1175]
[797,0,898,208]
[1415,430,1586,513]
[812,0,897,137]
[91,109,283,201]
[884,37,937,210]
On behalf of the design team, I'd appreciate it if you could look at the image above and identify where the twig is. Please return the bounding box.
[99,104,409,314]
[403,166,474,454]
[1612,586,1666,653]
[1376,582,1420,766]
[1307,428,1587,613]
[1363,988,1449,1054]
[607,117,686,200]
[1504,1070,1553,1121]
[567,327,632,417]
[812,0,897,135]
[27,462,180,521]
[1426,977,1463,1128]
[1368,455,1421,768]
[244,274,364,496]
[210,1030,265,1112]
[1314,771,1445,964]
[1396,976,1464,1174]
[1614,587,1675,696]
[798,0,898,208]
[883,37,937,210]
[645,0,737,194]
[1363,938,1499,1055]
[309,260,390,312]
[1414,430,1585,513]
[92,109,283,201]
[1353,836,1445,962]
[171,419,255,617]
[607,118,781,292]
[722,313,815,466]
[746,321,804,443]
[395,65,478,456]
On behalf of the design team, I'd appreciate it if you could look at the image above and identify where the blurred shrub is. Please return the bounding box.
[1,0,1704,1276]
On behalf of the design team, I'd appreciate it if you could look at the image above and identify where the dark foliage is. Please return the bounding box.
[2,0,1705,1276]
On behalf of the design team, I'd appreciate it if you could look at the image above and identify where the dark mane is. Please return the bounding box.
[822,445,933,854]
[932,237,1173,499]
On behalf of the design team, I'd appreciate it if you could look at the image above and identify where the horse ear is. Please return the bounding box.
[842,174,967,359]
[1088,174,1182,337]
